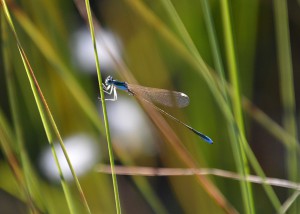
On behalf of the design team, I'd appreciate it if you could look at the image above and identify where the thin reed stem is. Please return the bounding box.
[274,0,299,212]
[1,1,91,213]
[220,1,255,213]
[84,0,122,213]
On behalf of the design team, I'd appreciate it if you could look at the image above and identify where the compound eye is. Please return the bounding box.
[105,76,113,85]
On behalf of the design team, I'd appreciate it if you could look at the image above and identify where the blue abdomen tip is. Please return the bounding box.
[203,136,213,144]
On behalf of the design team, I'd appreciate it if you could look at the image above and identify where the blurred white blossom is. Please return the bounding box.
[39,134,100,182]
[105,96,158,157]
[72,27,122,73]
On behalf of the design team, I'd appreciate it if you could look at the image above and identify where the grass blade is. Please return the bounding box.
[84,0,122,213]
[273,0,299,212]
[1,1,91,213]
[219,1,255,213]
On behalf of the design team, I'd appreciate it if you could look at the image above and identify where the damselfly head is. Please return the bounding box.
[105,76,113,86]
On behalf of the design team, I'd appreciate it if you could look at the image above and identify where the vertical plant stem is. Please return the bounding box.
[84,0,122,213]
[129,0,281,211]
[19,41,79,214]
[1,1,91,213]
[200,0,283,209]
[1,15,40,213]
[273,0,298,212]
[220,1,255,213]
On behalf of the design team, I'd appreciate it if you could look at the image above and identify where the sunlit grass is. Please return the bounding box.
[0,0,299,213]
[84,0,121,213]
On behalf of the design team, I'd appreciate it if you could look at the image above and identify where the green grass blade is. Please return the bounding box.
[273,0,299,212]
[205,1,280,209]
[0,111,38,213]
[279,191,300,214]
[84,0,122,213]
[1,1,91,213]
[160,0,253,212]
[219,1,255,213]
[124,0,283,212]
[124,1,238,213]
[1,14,46,213]
[12,8,105,135]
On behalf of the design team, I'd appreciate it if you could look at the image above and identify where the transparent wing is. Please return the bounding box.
[127,84,190,108]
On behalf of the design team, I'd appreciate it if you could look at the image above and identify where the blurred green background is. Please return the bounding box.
[0,0,300,213]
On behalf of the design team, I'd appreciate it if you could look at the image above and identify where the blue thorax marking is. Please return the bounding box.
[111,80,128,91]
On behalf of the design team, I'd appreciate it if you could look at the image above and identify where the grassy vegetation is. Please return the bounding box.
[0,0,299,213]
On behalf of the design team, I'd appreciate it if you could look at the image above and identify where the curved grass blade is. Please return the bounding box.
[1,1,91,213]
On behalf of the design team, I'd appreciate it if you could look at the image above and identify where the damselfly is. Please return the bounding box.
[102,76,213,144]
